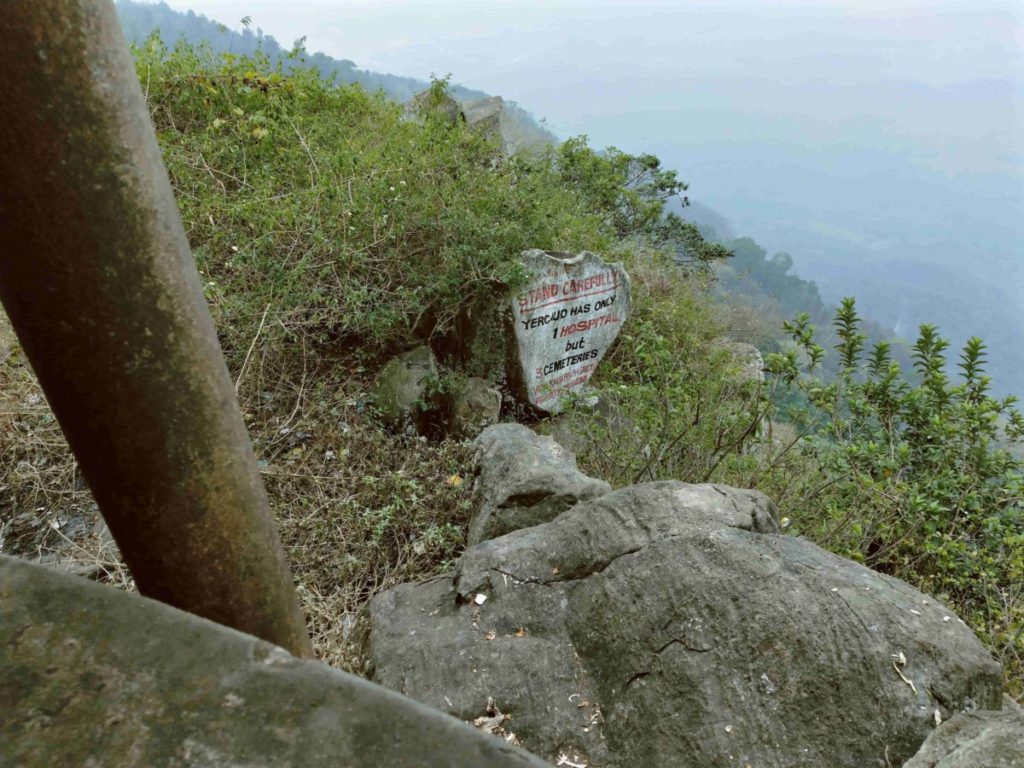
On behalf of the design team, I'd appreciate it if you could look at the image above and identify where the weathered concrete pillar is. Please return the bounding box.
[0,1,313,657]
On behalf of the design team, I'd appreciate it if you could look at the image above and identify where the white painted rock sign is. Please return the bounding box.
[511,250,631,413]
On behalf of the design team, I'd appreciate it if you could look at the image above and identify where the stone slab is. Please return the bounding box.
[0,554,547,767]
[467,423,610,545]
[903,706,1024,768]
[510,250,630,414]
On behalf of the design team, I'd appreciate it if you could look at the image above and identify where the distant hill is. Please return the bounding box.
[114,1,557,149]
[673,198,917,376]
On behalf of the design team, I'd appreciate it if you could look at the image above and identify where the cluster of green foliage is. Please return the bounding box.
[560,253,766,488]
[558,139,732,268]
[766,299,1023,683]
[721,237,827,320]
[136,39,601,362]
[136,37,724,367]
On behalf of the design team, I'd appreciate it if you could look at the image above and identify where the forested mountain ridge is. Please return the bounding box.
[675,197,916,376]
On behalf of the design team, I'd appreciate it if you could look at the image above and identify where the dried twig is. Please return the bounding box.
[235,303,271,394]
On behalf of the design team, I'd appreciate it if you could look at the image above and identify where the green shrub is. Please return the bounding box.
[564,249,769,487]
[765,299,1024,690]
[136,37,612,365]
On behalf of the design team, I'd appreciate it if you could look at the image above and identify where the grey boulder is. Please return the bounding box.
[405,88,464,126]
[359,481,1003,768]
[467,423,610,546]
[716,339,765,384]
[0,305,15,364]
[449,377,502,440]
[903,705,1024,768]
[0,554,547,768]
[372,345,438,433]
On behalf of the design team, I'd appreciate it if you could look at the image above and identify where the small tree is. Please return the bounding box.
[555,138,731,268]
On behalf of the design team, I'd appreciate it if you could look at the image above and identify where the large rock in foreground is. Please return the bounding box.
[359,482,1003,768]
[903,705,1024,768]
[0,555,547,768]
[468,424,610,546]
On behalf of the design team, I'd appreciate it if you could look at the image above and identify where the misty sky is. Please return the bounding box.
[152,1,1022,179]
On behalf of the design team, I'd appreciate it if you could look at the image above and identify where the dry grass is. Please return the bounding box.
[0,333,475,671]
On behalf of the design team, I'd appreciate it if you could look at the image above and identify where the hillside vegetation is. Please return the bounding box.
[0,39,1020,696]
[115,0,557,148]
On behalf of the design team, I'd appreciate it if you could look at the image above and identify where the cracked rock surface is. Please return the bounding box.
[358,481,1003,767]
[903,702,1024,768]
[467,423,610,547]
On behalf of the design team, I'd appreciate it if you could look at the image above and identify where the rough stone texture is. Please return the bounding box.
[462,96,521,155]
[0,554,547,768]
[903,706,1024,768]
[467,424,610,546]
[372,345,438,433]
[510,250,631,415]
[717,339,765,384]
[449,377,502,440]
[404,88,464,126]
[360,481,1003,768]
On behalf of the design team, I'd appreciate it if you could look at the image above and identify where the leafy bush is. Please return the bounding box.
[765,299,1024,689]
[558,248,768,487]
[136,37,612,364]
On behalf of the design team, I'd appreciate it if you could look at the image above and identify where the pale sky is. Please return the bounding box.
[147,1,1022,165]
[152,1,1023,92]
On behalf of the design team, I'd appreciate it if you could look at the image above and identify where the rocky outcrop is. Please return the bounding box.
[0,554,547,768]
[467,424,610,546]
[405,88,465,126]
[359,479,1003,767]
[371,345,438,433]
[462,96,522,155]
[716,339,765,383]
[449,377,502,440]
[903,705,1024,768]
